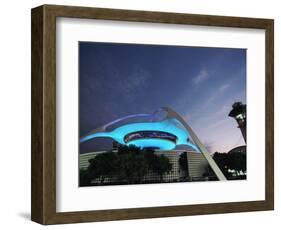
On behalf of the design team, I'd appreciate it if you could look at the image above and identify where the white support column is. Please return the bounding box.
[163,107,227,181]
[184,124,227,181]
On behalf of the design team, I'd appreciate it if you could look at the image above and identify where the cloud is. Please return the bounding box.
[218,83,230,92]
[207,117,229,130]
[198,82,231,110]
[192,69,209,84]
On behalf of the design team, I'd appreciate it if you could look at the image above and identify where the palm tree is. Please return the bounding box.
[152,154,172,182]
[179,152,188,180]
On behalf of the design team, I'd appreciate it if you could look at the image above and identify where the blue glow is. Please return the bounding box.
[127,139,176,150]
[80,118,199,152]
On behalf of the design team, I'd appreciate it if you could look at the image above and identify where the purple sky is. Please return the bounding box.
[79,42,246,154]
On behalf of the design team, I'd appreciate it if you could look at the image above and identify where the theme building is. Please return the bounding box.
[80,107,226,181]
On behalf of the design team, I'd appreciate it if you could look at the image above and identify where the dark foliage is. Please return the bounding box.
[80,145,172,186]
[206,151,246,180]
[179,152,188,171]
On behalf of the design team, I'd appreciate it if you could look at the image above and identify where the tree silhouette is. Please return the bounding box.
[228,152,246,173]
[208,151,246,179]
[212,152,231,178]
[116,148,148,184]
[87,152,118,184]
[179,152,188,179]
[82,145,173,185]
[79,169,91,186]
[143,148,159,171]
[179,152,188,171]
[152,154,172,182]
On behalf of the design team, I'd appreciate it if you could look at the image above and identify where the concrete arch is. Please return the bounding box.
[162,107,226,181]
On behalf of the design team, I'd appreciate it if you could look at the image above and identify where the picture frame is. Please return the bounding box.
[31,4,274,225]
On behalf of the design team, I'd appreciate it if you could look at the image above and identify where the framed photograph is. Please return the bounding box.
[31,4,274,225]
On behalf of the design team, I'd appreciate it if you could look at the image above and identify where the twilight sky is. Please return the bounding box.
[79,42,246,154]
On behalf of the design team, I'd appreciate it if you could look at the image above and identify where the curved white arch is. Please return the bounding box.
[162,107,227,181]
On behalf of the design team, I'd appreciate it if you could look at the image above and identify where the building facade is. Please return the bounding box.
[79,149,209,185]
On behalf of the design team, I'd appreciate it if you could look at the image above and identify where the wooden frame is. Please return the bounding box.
[31,4,274,225]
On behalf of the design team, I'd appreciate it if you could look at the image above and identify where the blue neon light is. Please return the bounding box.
[127,139,176,150]
[80,118,199,151]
